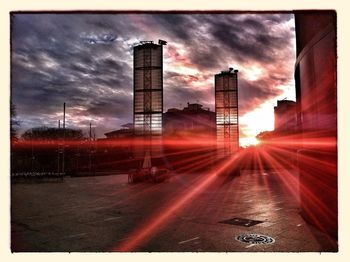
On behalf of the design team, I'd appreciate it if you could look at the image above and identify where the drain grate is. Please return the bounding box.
[236,233,275,245]
[219,217,263,227]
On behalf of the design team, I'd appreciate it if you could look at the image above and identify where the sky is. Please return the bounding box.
[11,12,296,145]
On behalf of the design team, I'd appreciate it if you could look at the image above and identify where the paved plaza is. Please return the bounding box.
[11,169,337,252]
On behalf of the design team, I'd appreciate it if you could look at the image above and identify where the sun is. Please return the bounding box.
[239,101,274,147]
[240,137,260,148]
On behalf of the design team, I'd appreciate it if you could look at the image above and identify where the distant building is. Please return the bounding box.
[104,123,133,139]
[215,68,239,156]
[274,100,297,133]
[105,103,215,139]
[163,103,215,137]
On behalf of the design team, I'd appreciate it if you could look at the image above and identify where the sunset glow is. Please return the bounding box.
[11,13,296,140]
[10,11,338,253]
[243,65,264,81]
[239,101,275,142]
[240,136,260,147]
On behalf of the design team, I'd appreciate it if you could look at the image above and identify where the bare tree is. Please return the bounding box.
[10,102,20,142]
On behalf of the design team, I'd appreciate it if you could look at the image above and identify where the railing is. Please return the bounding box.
[11,172,64,182]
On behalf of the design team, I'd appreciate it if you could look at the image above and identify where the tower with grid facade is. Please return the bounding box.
[215,68,239,156]
[133,40,166,158]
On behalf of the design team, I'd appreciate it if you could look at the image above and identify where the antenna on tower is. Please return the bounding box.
[158,39,167,45]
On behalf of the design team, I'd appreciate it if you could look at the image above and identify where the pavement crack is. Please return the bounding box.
[178,236,200,245]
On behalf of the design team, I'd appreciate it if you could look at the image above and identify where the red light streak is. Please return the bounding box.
[256,135,337,236]
[12,131,337,247]
[113,153,242,251]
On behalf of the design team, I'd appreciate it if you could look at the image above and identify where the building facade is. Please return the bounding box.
[294,11,337,239]
[133,40,167,159]
[163,103,216,137]
[215,68,239,156]
[133,40,166,136]
[274,100,297,133]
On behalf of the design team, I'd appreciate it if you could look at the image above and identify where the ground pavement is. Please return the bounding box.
[11,169,337,252]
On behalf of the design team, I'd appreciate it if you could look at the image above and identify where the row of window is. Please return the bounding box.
[215,75,238,91]
[134,113,162,135]
[134,91,162,112]
[134,48,162,68]
[215,91,238,107]
[134,69,162,90]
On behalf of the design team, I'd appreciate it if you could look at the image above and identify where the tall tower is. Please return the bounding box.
[134,40,166,136]
[133,40,166,158]
[215,68,239,156]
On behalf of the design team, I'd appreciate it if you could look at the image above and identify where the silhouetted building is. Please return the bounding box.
[294,11,337,239]
[104,123,134,139]
[163,103,215,137]
[274,100,297,133]
[133,40,166,136]
[215,68,239,156]
[105,102,215,139]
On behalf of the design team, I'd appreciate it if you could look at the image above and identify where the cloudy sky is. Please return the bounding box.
[11,12,296,144]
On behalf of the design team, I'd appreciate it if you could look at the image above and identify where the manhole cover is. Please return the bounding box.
[219,217,263,227]
[235,233,275,244]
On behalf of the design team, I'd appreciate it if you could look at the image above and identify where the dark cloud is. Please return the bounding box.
[153,14,195,41]
[80,33,117,45]
[210,21,274,63]
[187,44,224,71]
[11,13,295,138]
[82,93,132,119]
[165,85,213,110]
[239,78,283,115]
